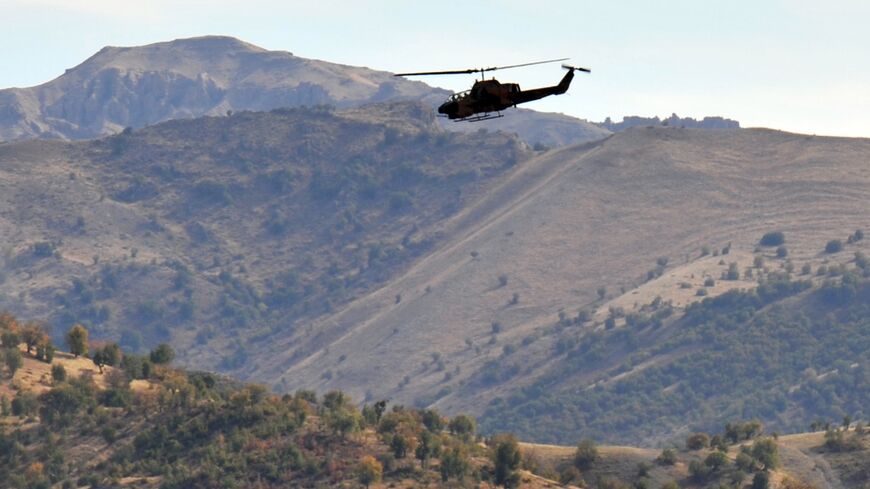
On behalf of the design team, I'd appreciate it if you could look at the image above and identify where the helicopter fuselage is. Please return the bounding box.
[437,67,577,121]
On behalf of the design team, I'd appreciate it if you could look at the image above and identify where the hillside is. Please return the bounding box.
[3,100,870,446]
[0,326,570,489]
[0,36,607,148]
[261,127,870,443]
[0,100,532,372]
[1,328,867,489]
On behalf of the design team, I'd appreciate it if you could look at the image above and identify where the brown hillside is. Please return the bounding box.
[264,127,870,417]
[0,36,607,148]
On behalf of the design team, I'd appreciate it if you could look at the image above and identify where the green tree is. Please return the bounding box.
[704,451,728,472]
[751,438,779,470]
[825,239,843,253]
[415,430,436,468]
[356,456,382,488]
[66,324,89,358]
[751,471,770,489]
[325,407,360,438]
[149,343,174,364]
[4,348,22,378]
[656,448,677,465]
[92,350,107,374]
[11,391,38,416]
[20,323,47,355]
[449,414,476,441]
[686,432,710,450]
[493,434,521,488]
[51,364,67,383]
[391,433,410,458]
[100,343,121,366]
[760,231,785,246]
[574,438,598,470]
[440,446,470,482]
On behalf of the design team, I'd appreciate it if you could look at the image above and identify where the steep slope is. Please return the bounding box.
[0,101,531,373]
[264,127,870,441]
[443,108,610,149]
[0,36,438,141]
[0,36,608,148]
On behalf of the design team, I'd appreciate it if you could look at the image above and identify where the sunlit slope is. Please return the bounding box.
[268,127,870,416]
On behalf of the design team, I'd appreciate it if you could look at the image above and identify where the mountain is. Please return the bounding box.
[257,127,870,443]
[2,95,869,446]
[0,36,607,148]
[0,100,531,371]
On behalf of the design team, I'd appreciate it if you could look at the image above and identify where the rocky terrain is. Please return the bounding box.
[0,36,607,148]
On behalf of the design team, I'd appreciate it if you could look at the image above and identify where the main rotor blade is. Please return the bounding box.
[394,68,480,77]
[483,57,569,72]
[394,57,569,77]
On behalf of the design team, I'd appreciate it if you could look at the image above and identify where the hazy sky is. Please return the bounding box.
[3,0,869,137]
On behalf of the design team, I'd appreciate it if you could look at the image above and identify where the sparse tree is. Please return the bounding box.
[357,456,382,488]
[440,446,470,482]
[750,438,779,470]
[51,364,67,383]
[776,246,788,258]
[597,287,607,300]
[686,432,710,450]
[4,348,22,378]
[493,434,522,488]
[415,430,436,468]
[656,448,677,466]
[66,324,89,358]
[391,433,410,458]
[704,451,728,472]
[751,471,770,489]
[825,239,844,254]
[92,350,106,373]
[574,438,598,469]
[20,323,48,355]
[149,343,174,364]
[726,262,740,280]
[760,231,785,247]
[449,414,476,441]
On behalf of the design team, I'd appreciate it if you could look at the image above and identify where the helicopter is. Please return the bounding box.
[394,58,590,122]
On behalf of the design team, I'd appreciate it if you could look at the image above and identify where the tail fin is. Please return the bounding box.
[562,63,591,73]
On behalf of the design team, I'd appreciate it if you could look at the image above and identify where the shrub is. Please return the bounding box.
[573,438,598,469]
[760,231,785,246]
[686,432,710,450]
[776,246,788,258]
[656,448,677,465]
[726,262,740,280]
[149,344,175,365]
[704,277,715,287]
[51,364,67,383]
[65,324,89,358]
[825,240,843,253]
[11,391,38,416]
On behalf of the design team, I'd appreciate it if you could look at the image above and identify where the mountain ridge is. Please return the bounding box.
[0,35,608,148]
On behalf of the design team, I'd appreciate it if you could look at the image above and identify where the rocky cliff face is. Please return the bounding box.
[0,36,441,141]
[0,36,609,147]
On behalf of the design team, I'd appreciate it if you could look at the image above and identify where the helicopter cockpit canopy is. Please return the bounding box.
[447,90,471,103]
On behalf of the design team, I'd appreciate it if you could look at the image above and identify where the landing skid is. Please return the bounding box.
[456,112,504,122]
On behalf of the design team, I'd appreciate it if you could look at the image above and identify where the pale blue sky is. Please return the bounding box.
[3,1,869,136]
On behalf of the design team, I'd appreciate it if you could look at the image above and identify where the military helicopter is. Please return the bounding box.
[394,58,590,122]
